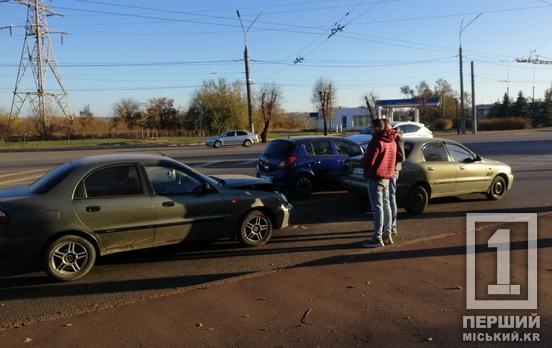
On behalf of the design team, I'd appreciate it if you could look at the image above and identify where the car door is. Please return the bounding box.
[304,139,339,185]
[224,131,237,145]
[444,142,492,194]
[333,139,364,176]
[236,130,248,145]
[419,141,456,196]
[72,164,155,252]
[144,164,225,245]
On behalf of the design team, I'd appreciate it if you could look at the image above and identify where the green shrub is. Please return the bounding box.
[431,118,454,131]
[478,117,532,131]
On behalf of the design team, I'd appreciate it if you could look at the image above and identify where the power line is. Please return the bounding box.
[252,55,456,68]
[0,59,241,67]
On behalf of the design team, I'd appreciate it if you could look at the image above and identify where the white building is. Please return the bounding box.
[313,107,373,132]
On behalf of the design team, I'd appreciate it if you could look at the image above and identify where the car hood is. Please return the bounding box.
[212,174,276,191]
[0,185,33,202]
[346,134,372,144]
[481,158,510,168]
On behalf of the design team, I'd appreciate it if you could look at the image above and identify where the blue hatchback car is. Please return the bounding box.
[256,137,364,197]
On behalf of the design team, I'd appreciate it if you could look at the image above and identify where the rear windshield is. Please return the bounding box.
[263,140,296,158]
[29,162,73,194]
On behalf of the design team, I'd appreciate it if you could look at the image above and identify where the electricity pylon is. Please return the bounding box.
[1,0,73,138]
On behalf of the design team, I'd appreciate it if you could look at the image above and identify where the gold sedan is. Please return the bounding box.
[342,137,514,214]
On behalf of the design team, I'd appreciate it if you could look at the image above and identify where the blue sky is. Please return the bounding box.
[1,0,552,117]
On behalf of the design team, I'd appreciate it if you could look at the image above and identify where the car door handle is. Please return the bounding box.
[162,201,175,207]
[427,167,434,171]
[85,206,101,212]
[313,160,322,165]
[459,166,465,170]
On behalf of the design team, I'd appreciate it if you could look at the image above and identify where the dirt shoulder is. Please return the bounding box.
[1,217,550,347]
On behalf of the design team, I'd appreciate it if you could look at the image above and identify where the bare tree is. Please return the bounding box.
[258,84,282,143]
[312,77,336,136]
[363,91,379,120]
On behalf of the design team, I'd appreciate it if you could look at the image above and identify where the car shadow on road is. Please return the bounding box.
[0,271,247,301]
[1,235,549,302]
[292,237,552,269]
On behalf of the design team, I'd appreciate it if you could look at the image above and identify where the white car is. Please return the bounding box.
[206,130,259,148]
[346,121,433,148]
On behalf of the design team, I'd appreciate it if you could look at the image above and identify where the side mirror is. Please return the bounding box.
[202,182,214,192]
[474,155,482,162]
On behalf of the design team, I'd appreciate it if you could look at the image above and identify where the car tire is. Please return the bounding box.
[405,184,428,214]
[486,176,506,200]
[243,139,252,147]
[238,210,273,246]
[293,175,314,198]
[213,140,222,148]
[44,235,96,282]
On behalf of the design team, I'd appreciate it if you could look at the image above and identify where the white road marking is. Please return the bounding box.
[0,173,44,186]
[0,168,48,179]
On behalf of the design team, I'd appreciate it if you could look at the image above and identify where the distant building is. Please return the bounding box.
[312,107,372,131]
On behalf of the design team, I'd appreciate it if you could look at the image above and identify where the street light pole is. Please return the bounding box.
[237,10,261,134]
[458,13,482,135]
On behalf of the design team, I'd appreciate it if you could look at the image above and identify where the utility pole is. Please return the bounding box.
[236,10,261,134]
[1,0,73,139]
[471,61,477,134]
[455,98,460,135]
[458,13,481,135]
[459,45,465,134]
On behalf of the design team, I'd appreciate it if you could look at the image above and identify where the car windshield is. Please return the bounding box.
[359,128,371,135]
[263,140,296,158]
[29,162,73,194]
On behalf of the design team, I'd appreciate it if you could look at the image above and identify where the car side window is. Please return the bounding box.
[84,164,144,198]
[225,131,235,137]
[422,143,449,162]
[236,131,247,136]
[445,143,474,163]
[334,140,363,157]
[145,166,203,195]
[305,140,333,156]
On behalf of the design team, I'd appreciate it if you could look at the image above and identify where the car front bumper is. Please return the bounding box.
[507,173,514,190]
[275,203,292,229]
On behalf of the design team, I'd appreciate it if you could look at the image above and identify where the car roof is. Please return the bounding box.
[70,153,179,168]
[273,136,349,143]
[404,137,460,145]
[392,121,426,127]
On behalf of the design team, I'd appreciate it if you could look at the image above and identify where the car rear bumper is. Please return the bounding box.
[256,168,294,188]
[274,203,292,230]
[0,236,43,261]
[342,174,366,195]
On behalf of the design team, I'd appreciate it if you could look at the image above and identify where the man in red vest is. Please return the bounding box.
[362,118,397,247]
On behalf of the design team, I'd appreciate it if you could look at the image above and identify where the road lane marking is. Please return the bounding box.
[0,168,48,179]
[0,173,44,186]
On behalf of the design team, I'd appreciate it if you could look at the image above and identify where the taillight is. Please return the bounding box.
[279,155,297,168]
[0,210,9,225]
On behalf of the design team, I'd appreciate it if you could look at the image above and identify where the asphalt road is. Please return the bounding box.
[0,129,551,328]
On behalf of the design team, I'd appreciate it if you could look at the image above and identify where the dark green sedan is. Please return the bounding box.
[0,154,292,281]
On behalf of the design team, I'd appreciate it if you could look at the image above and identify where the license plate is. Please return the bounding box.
[260,175,273,183]
[353,168,364,176]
